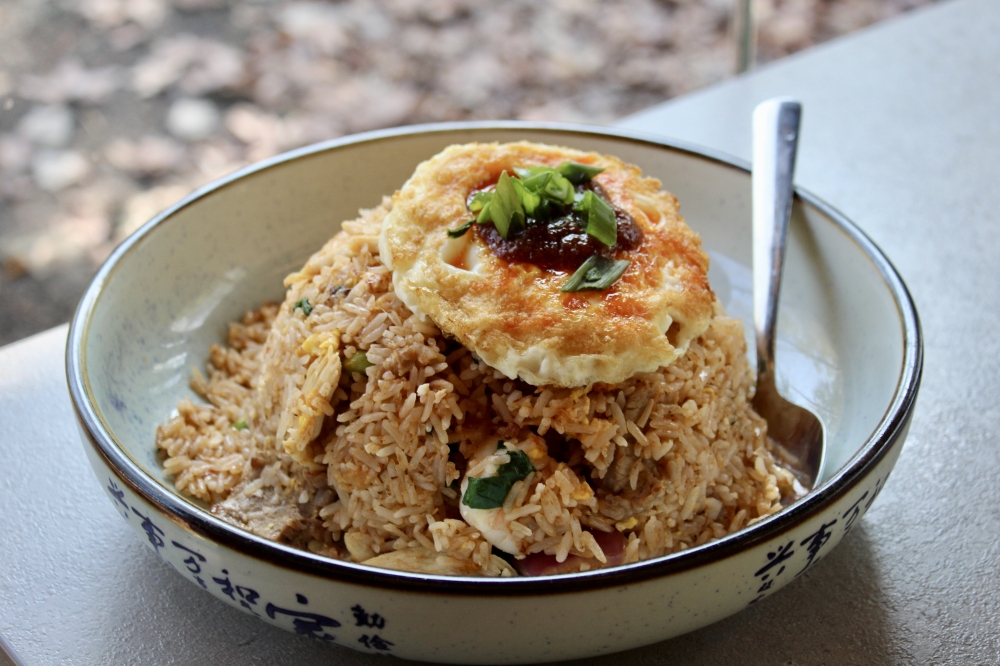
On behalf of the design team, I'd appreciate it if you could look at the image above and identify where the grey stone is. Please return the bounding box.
[16,105,75,149]
[18,58,123,105]
[165,97,219,142]
[0,134,33,174]
[30,149,91,192]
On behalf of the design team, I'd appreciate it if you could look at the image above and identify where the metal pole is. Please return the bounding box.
[736,0,757,73]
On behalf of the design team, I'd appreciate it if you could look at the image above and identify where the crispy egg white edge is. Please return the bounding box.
[387,223,706,386]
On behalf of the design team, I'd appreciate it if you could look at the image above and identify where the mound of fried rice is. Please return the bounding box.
[156,199,796,577]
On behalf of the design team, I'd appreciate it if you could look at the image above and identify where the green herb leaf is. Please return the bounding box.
[574,190,617,246]
[344,351,373,374]
[232,418,248,430]
[558,161,605,184]
[461,446,535,509]
[499,446,534,481]
[490,171,526,239]
[463,477,510,508]
[560,255,631,292]
[447,219,476,238]
[292,298,313,316]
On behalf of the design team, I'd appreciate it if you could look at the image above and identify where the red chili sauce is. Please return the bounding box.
[473,181,643,272]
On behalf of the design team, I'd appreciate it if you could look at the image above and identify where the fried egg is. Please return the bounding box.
[378,141,714,387]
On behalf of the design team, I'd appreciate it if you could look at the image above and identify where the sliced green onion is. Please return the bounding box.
[544,173,575,205]
[447,219,476,238]
[476,200,492,224]
[518,170,552,193]
[558,161,605,184]
[461,445,535,510]
[512,178,541,216]
[512,166,574,205]
[560,255,631,292]
[345,351,373,374]
[514,166,543,179]
[467,164,609,235]
[574,190,617,246]
[490,171,525,239]
[292,298,313,316]
[232,418,248,430]
[468,190,493,213]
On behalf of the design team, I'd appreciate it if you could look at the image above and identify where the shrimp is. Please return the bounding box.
[459,434,550,556]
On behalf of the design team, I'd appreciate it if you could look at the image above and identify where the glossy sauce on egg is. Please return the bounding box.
[473,182,644,272]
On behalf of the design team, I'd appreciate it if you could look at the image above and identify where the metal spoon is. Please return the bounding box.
[751,98,826,491]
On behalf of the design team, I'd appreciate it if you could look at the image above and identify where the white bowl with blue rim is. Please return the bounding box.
[66,122,922,664]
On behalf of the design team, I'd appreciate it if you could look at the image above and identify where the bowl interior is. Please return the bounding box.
[80,126,905,504]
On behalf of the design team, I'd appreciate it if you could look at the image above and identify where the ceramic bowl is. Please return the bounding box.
[66,122,922,664]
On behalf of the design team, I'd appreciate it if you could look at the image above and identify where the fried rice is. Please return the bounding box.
[155,198,796,577]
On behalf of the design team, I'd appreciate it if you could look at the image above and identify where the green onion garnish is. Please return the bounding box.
[232,418,248,430]
[511,178,541,216]
[573,190,617,246]
[468,191,492,213]
[292,298,313,316]
[557,161,605,184]
[461,444,535,510]
[344,351,373,374]
[447,219,476,238]
[517,169,552,193]
[466,163,612,242]
[515,166,574,206]
[561,255,630,292]
[544,174,575,205]
[490,171,526,240]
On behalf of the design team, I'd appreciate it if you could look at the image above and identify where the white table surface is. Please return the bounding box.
[3,0,1000,663]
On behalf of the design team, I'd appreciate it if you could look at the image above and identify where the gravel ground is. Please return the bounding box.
[0,0,935,346]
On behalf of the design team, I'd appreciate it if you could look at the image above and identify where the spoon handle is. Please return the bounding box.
[752,98,802,384]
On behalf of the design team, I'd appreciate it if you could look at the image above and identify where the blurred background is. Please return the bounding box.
[0,0,935,346]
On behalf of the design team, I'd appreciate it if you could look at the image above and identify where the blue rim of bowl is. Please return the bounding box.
[66,120,923,596]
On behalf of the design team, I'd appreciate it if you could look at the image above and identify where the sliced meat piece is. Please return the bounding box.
[213,484,304,542]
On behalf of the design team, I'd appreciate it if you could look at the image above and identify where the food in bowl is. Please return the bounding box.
[156,141,797,577]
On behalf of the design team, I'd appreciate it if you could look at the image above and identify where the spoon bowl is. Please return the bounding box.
[751,98,827,489]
